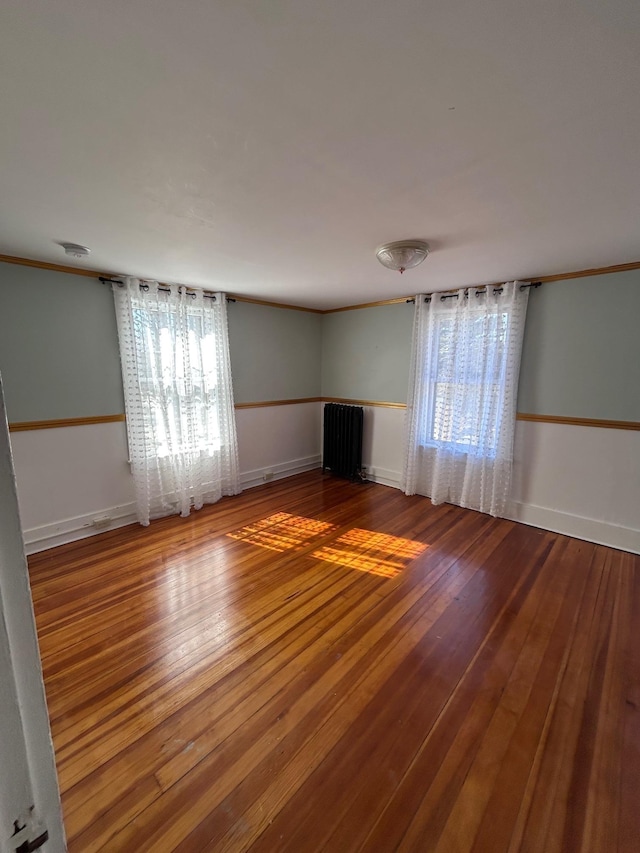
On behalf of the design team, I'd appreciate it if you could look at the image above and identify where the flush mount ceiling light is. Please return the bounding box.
[59,242,91,259]
[376,240,430,274]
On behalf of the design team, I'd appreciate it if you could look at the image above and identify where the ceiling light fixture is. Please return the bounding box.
[376,240,430,274]
[60,242,91,259]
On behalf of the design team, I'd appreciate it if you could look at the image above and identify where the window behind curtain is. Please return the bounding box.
[428,308,510,453]
[132,302,222,459]
[402,283,529,517]
[114,279,240,526]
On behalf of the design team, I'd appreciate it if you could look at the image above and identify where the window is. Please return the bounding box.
[131,303,222,459]
[114,279,240,525]
[427,308,510,454]
[402,283,529,517]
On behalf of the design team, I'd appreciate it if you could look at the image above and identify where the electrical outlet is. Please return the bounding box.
[92,515,112,529]
[263,471,274,482]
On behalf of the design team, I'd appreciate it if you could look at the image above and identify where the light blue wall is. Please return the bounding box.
[319,273,640,421]
[0,262,124,421]
[321,302,414,403]
[228,301,322,403]
[518,270,640,420]
[1,260,637,424]
[0,262,323,422]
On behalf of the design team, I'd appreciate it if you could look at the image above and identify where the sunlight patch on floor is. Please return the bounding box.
[227,514,427,577]
[227,512,337,552]
[311,528,427,578]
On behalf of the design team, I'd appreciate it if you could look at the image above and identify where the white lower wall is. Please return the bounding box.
[235,402,322,488]
[508,420,640,554]
[11,402,322,554]
[343,406,640,554]
[10,405,639,555]
[10,421,135,554]
[360,406,405,488]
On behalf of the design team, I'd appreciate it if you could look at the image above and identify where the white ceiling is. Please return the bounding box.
[1,0,639,308]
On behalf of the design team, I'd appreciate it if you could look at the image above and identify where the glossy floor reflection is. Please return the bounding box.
[29,472,640,851]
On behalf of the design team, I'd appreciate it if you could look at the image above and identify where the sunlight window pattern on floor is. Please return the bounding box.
[311,528,427,578]
[227,512,337,552]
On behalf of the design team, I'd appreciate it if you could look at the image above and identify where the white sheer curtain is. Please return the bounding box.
[402,281,529,517]
[114,278,240,526]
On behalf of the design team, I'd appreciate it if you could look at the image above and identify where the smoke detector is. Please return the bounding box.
[60,242,91,259]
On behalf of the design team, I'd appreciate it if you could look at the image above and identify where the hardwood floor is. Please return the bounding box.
[28,471,640,852]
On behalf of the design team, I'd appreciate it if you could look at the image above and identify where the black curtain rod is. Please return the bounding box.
[406,281,542,305]
[98,277,236,302]
[434,281,541,302]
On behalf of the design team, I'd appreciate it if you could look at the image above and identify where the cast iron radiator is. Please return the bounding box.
[322,403,364,481]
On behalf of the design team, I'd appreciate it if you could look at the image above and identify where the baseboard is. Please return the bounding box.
[22,469,638,557]
[240,454,322,490]
[22,458,322,554]
[23,502,138,555]
[365,467,402,489]
[506,501,640,555]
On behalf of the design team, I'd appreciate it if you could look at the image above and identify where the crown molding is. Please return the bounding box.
[321,260,640,313]
[1,252,638,314]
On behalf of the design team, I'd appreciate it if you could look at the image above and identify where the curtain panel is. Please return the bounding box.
[114,278,240,526]
[402,282,529,517]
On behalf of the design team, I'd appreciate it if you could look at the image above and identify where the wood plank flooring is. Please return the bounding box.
[28,471,640,852]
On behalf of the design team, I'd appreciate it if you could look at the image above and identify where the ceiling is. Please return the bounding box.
[1,0,639,309]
